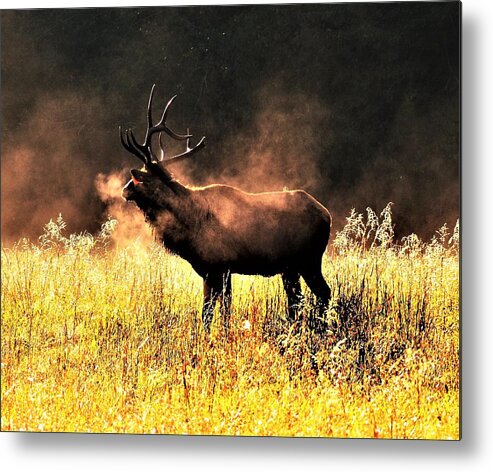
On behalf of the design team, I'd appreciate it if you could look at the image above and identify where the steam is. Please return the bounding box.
[1,92,103,244]
[172,82,332,205]
[94,171,153,248]
[217,84,330,194]
[1,6,459,244]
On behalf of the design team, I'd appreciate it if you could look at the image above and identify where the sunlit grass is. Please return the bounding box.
[1,207,459,438]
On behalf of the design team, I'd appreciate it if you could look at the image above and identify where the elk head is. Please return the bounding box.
[119,84,205,203]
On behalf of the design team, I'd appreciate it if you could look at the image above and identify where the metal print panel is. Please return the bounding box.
[0,2,460,438]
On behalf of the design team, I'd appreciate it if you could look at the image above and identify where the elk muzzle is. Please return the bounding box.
[121,180,135,201]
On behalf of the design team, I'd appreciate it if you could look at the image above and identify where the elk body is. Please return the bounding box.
[120,86,332,334]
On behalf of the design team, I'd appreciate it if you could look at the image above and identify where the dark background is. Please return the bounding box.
[1,2,460,243]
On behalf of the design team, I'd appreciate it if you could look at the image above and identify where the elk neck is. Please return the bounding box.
[136,179,207,257]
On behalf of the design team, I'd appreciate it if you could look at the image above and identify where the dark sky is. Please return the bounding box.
[1,2,460,242]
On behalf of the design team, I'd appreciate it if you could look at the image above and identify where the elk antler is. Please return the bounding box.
[119,84,206,176]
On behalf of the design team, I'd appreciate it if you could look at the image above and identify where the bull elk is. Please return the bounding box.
[120,85,332,334]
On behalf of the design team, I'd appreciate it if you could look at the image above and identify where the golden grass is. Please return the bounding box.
[1,208,459,438]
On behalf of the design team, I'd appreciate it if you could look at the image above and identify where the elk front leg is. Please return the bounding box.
[219,272,232,335]
[281,272,303,323]
[202,275,221,334]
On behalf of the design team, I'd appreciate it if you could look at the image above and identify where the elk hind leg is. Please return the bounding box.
[281,272,303,323]
[302,268,331,332]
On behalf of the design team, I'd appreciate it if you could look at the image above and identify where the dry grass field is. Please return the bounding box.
[1,205,459,438]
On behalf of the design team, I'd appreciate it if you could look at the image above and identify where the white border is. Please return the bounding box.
[2,1,493,471]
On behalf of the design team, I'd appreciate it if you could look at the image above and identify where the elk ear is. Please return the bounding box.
[130,169,151,184]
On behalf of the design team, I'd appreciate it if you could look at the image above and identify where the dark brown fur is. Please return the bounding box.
[123,169,332,333]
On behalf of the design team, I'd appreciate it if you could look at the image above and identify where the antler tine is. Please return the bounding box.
[144,84,156,145]
[128,129,151,162]
[125,128,150,165]
[185,127,191,152]
[160,95,177,127]
[158,132,166,162]
[119,126,131,152]
[149,95,192,142]
[163,135,206,166]
[119,126,147,164]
